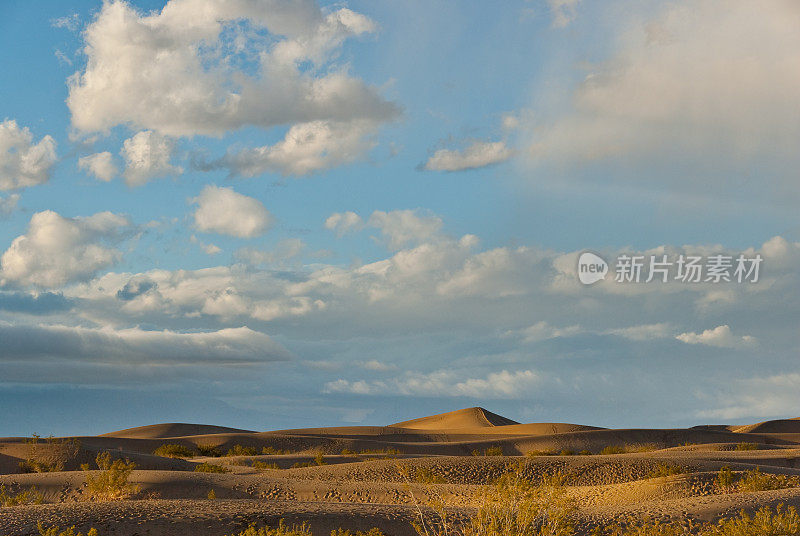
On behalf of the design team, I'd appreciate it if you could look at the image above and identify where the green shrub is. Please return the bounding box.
[0,484,43,506]
[197,444,223,457]
[559,449,575,456]
[330,529,386,536]
[38,523,99,536]
[83,452,139,501]
[252,461,280,470]
[207,489,216,499]
[711,504,800,536]
[578,450,592,456]
[473,446,503,456]
[227,444,258,457]
[601,445,626,455]
[315,451,327,466]
[194,462,229,473]
[153,443,196,458]
[262,446,289,455]
[715,466,735,492]
[734,442,758,451]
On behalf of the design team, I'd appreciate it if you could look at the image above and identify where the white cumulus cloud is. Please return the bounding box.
[424,141,513,172]
[325,211,363,237]
[192,185,273,238]
[676,325,757,348]
[0,120,57,191]
[368,209,443,250]
[78,151,118,182]
[0,193,20,219]
[0,210,133,288]
[121,131,182,186]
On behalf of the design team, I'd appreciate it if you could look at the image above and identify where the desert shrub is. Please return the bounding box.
[734,442,758,451]
[315,451,328,466]
[20,437,80,473]
[415,467,447,484]
[559,449,575,456]
[83,451,139,501]
[473,446,503,457]
[227,445,258,457]
[578,450,592,456]
[715,466,736,492]
[330,529,386,536]
[627,444,659,453]
[736,467,799,492]
[153,443,196,458]
[710,504,800,536]
[225,520,312,536]
[208,489,217,499]
[526,450,556,457]
[253,461,281,470]
[649,464,684,479]
[360,448,400,458]
[262,446,289,455]
[0,484,43,506]
[197,444,223,457]
[600,519,687,536]
[194,462,229,473]
[341,448,358,456]
[38,523,99,536]
[292,461,317,468]
[601,446,626,455]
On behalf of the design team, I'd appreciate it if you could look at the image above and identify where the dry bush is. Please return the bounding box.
[714,466,799,494]
[194,462,229,473]
[734,443,758,451]
[0,484,43,506]
[601,446,626,455]
[227,445,258,457]
[83,451,139,501]
[648,464,684,479]
[225,521,312,536]
[197,444,223,457]
[710,504,800,536]
[153,443,195,458]
[330,529,386,536]
[37,523,99,536]
[20,437,80,473]
[252,460,281,470]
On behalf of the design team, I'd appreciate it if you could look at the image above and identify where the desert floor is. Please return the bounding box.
[2,407,800,535]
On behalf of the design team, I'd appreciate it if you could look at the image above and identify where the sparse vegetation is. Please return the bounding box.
[472,446,504,457]
[38,523,99,536]
[83,451,139,501]
[194,462,229,473]
[20,436,80,473]
[0,484,43,506]
[262,446,290,455]
[224,520,312,536]
[315,451,328,466]
[648,463,684,479]
[715,466,736,492]
[197,444,223,457]
[153,443,196,458]
[601,446,626,455]
[734,442,759,451]
[207,489,217,499]
[252,460,281,470]
[559,449,575,456]
[713,466,799,494]
[227,444,258,457]
[330,529,386,536]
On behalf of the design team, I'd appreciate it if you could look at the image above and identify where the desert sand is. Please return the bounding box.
[2,407,800,535]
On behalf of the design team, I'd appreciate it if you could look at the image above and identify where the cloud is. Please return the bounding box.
[122,131,182,186]
[548,0,582,28]
[0,322,291,366]
[67,0,398,138]
[207,120,381,177]
[424,141,513,172]
[0,120,57,191]
[0,291,72,315]
[368,209,443,250]
[324,369,542,399]
[607,323,673,341]
[518,321,582,343]
[235,239,307,266]
[192,185,272,238]
[0,210,133,288]
[78,152,118,182]
[325,211,363,237]
[697,372,800,420]
[527,0,800,198]
[676,325,757,348]
[0,193,20,219]
[51,13,80,31]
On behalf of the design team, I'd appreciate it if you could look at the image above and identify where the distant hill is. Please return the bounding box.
[100,422,255,439]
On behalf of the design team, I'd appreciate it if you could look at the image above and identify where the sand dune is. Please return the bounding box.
[390,406,519,429]
[4,408,800,535]
[100,423,255,439]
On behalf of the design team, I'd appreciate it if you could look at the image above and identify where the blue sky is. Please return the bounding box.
[1,0,799,436]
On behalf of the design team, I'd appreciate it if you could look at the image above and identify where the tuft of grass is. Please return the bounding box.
[262,446,289,455]
[712,504,800,536]
[415,466,447,485]
[194,462,229,473]
[601,445,626,455]
[83,451,139,501]
[0,484,43,506]
[38,523,99,536]
[315,451,328,466]
[153,443,195,458]
[227,444,258,457]
[715,466,736,493]
[734,442,759,451]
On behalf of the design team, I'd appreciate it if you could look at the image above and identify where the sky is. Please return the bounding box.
[1,0,799,436]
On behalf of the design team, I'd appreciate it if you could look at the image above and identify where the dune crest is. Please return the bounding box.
[100,422,255,439]
[389,407,519,430]
[731,418,800,434]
